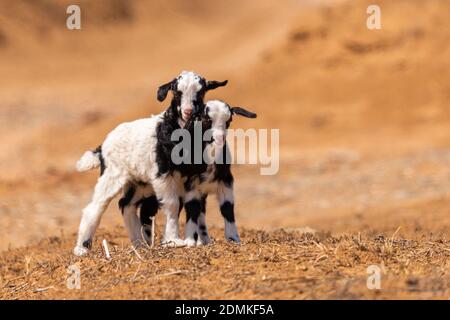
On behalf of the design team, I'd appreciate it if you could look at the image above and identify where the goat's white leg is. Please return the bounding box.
[160,198,185,247]
[154,175,184,247]
[217,182,240,243]
[197,194,211,245]
[74,171,126,256]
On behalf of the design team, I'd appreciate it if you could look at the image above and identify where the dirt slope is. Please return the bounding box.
[1,227,448,299]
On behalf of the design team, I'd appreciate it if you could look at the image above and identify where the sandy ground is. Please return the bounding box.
[0,0,448,299]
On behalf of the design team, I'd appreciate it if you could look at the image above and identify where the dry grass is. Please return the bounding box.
[1,226,448,300]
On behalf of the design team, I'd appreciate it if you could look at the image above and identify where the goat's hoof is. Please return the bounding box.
[198,236,212,246]
[161,238,186,248]
[226,236,241,244]
[141,225,152,245]
[73,246,90,256]
[185,238,197,247]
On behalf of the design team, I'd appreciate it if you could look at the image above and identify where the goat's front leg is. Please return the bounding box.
[154,176,185,247]
[197,194,211,245]
[160,198,185,247]
[217,182,241,243]
[184,190,202,247]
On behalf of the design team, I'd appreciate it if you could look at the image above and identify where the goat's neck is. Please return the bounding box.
[204,141,227,164]
[177,118,186,128]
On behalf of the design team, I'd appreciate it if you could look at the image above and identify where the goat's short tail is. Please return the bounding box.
[76,150,101,172]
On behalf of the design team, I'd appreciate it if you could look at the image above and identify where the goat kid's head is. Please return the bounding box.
[157,71,228,123]
[203,100,257,147]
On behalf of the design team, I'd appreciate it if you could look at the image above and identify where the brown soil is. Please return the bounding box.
[1,227,448,299]
[0,0,449,299]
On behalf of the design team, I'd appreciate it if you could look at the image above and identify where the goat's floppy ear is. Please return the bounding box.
[157,79,177,102]
[206,80,228,91]
[231,107,257,118]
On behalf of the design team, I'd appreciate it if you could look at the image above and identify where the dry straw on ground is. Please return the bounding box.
[1,226,448,299]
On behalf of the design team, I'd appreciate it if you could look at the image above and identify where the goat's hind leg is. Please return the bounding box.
[139,194,159,245]
[119,184,147,247]
[74,171,126,256]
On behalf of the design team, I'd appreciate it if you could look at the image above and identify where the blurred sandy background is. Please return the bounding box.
[0,0,449,250]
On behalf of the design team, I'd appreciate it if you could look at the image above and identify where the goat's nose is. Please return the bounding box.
[182,105,192,112]
[182,107,193,119]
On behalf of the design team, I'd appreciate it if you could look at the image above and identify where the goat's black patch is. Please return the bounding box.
[214,156,234,187]
[194,232,198,242]
[82,239,92,249]
[144,228,151,237]
[184,177,194,192]
[206,80,228,91]
[155,112,181,177]
[118,185,136,214]
[185,199,201,223]
[139,195,159,225]
[157,78,177,102]
[230,106,257,119]
[200,194,207,212]
[155,112,210,179]
[93,145,106,176]
[220,201,235,223]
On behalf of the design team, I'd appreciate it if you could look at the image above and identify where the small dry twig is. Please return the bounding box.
[102,239,111,260]
[131,246,144,261]
[33,286,54,293]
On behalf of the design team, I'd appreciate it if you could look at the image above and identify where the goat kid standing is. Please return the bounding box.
[73,71,227,256]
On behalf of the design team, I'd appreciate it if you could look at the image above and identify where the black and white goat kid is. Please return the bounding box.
[131,99,257,247]
[73,71,227,256]
[180,100,257,247]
